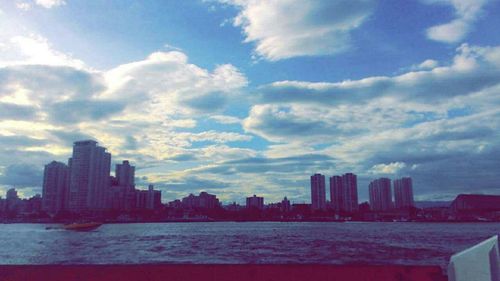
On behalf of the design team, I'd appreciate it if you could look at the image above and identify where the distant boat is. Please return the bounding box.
[64,222,102,231]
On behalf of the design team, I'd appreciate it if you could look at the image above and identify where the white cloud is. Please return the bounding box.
[370,162,407,174]
[209,115,242,124]
[16,2,32,11]
[35,0,66,9]
[424,0,489,43]
[221,0,374,61]
[413,59,439,70]
[0,34,86,69]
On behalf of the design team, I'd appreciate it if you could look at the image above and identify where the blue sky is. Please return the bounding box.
[0,0,500,204]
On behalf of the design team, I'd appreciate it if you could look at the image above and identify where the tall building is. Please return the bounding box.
[116,160,135,188]
[330,175,343,213]
[369,178,393,211]
[42,161,70,214]
[394,177,414,209]
[310,173,326,210]
[68,140,111,212]
[246,195,264,210]
[110,160,136,211]
[330,173,359,213]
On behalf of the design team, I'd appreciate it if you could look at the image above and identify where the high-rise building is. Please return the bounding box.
[330,173,359,213]
[116,160,135,188]
[310,173,326,210]
[246,195,264,210]
[110,160,136,211]
[369,178,393,211]
[394,177,414,209]
[68,140,111,212]
[42,161,70,214]
[330,175,343,213]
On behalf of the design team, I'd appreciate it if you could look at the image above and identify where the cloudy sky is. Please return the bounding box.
[0,0,499,204]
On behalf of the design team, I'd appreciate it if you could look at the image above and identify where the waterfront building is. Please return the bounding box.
[330,173,359,213]
[394,177,415,209]
[281,196,291,212]
[116,160,135,188]
[42,161,70,214]
[5,188,21,212]
[310,173,326,210]
[136,185,162,210]
[369,178,393,211]
[108,161,137,211]
[246,195,264,209]
[182,191,220,209]
[68,140,111,212]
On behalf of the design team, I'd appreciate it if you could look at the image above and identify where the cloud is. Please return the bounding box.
[16,3,32,11]
[35,0,66,9]
[424,0,489,43]
[0,164,43,187]
[241,43,500,199]
[220,0,374,61]
[195,154,337,175]
[255,44,500,107]
[0,135,47,148]
[48,99,125,124]
[1,35,85,68]
[0,103,37,120]
[209,115,242,124]
[370,162,407,174]
[104,52,247,115]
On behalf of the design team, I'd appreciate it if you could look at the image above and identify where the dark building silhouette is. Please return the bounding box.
[68,140,111,212]
[281,196,291,212]
[182,191,220,209]
[310,173,326,210]
[369,178,393,211]
[107,160,136,211]
[116,160,135,188]
[330,173,358,213]
[42,161,70,214]
[136,184,161,210]
[246,195,264,209]
[451,194,500,213]
[394,177,414,209]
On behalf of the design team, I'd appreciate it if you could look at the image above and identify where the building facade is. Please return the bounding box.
[394,177,414,209]
[310,173,326,210]
[42,161,70,214]
[330,173,359,213]
[246,195,264,210]
[68,140,111,212]
[369,178,393,211]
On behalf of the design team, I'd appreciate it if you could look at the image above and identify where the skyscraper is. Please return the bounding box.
[116,160,135,188]
[369,178,393,211]
[330,175,343,213]
[310,173,326,210]
[42,161,70,214]
[330,173,359,213]
[68,140,111,212]
[394,177,414,209]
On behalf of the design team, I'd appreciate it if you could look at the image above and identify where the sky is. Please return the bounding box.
[0,0,499,204]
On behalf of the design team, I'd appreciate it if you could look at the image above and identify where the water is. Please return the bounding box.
[0,222,498,269]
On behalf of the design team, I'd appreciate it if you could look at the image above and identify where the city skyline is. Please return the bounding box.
[0,1,500,204]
